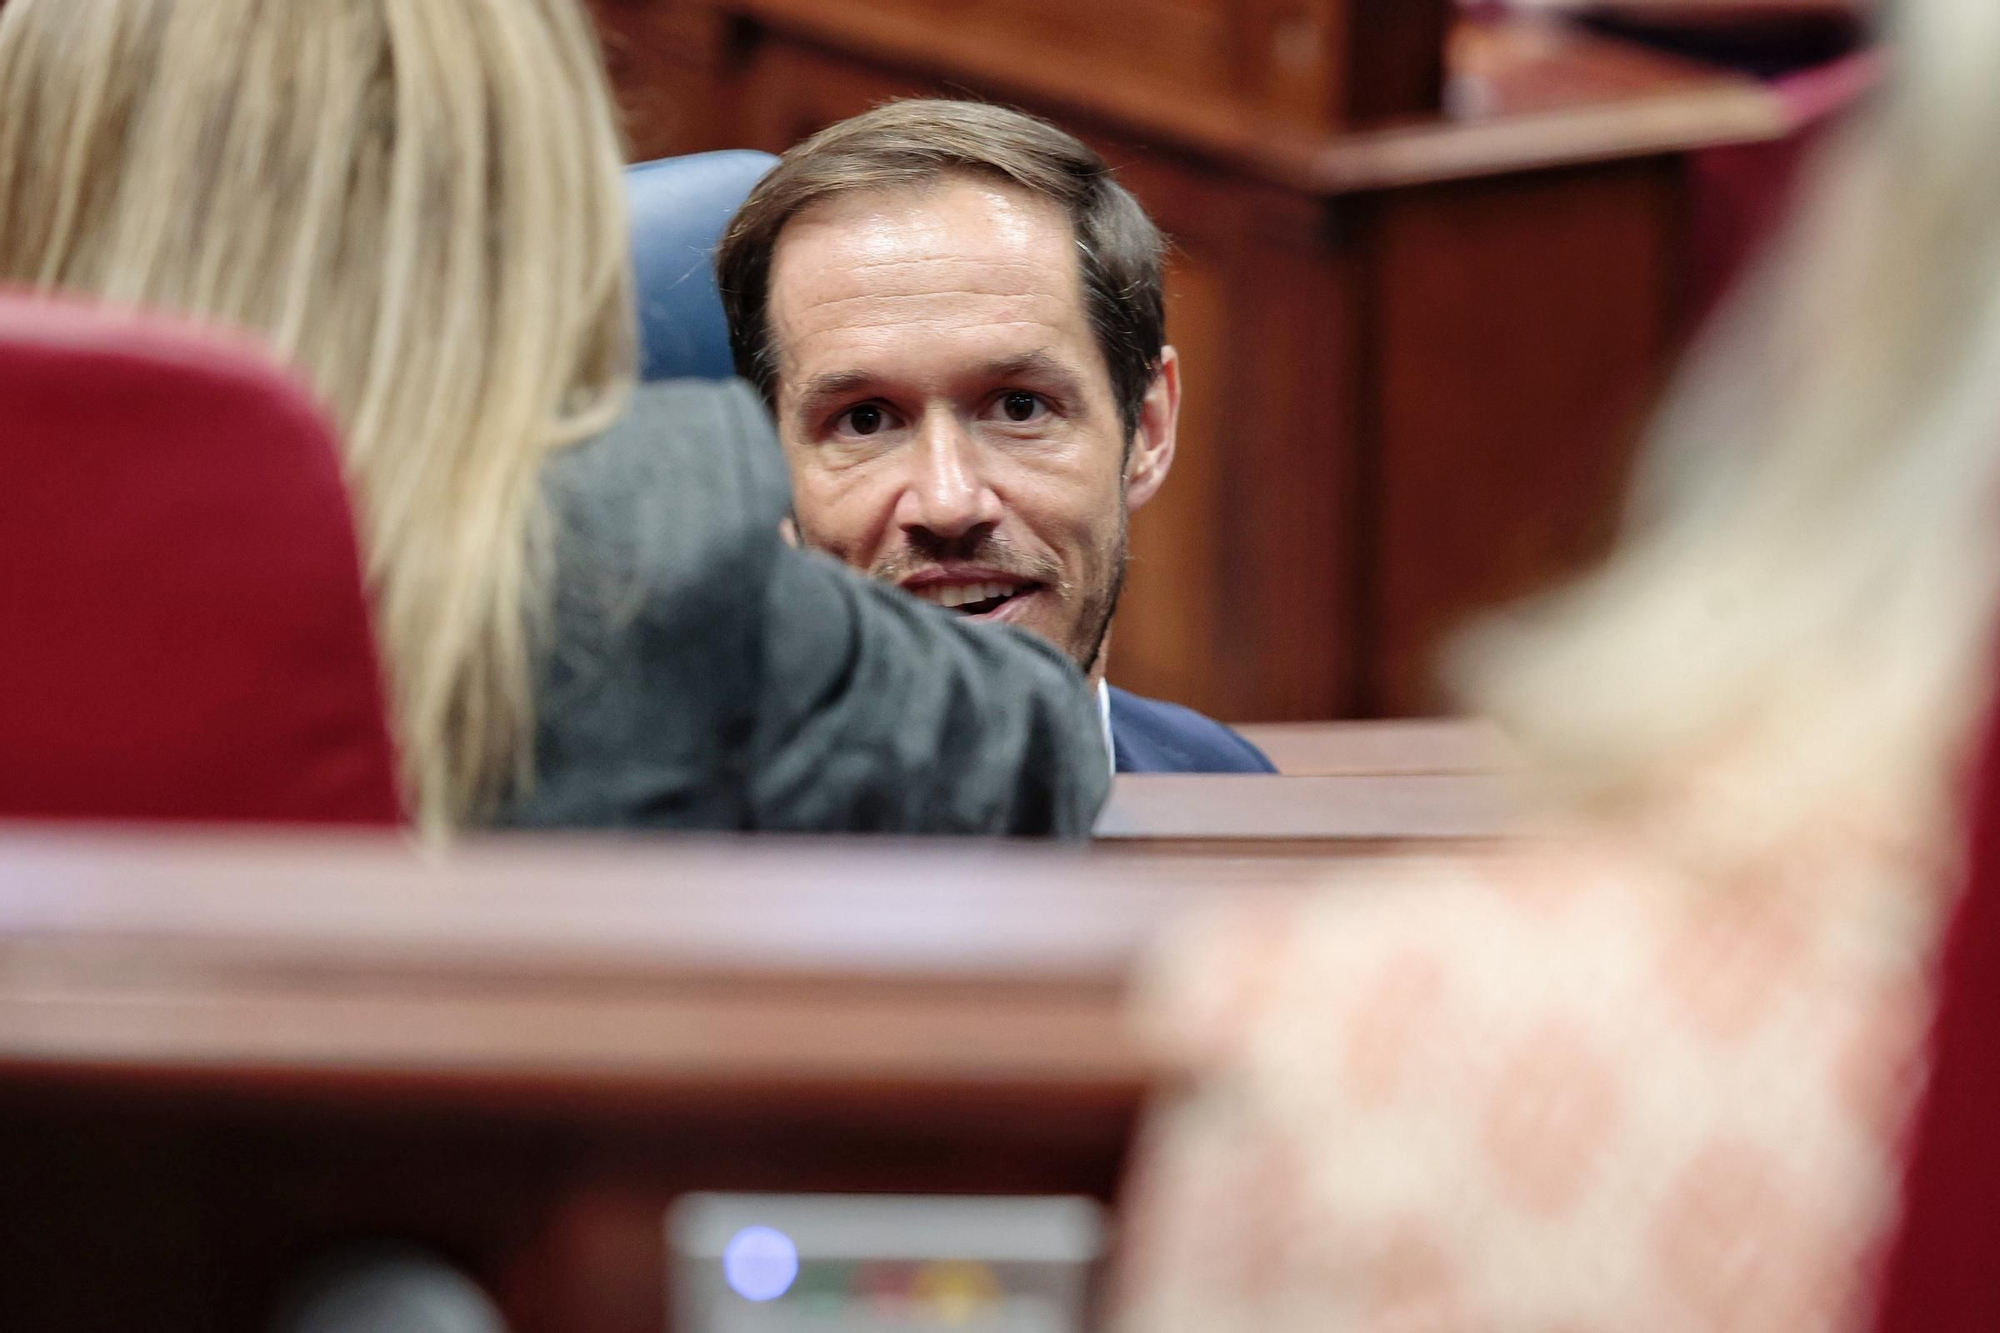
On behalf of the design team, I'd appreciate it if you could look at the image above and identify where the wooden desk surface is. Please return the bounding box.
[1092,719,1515,851]
[0,827,1340,1101]
[1095,772,1511,846]
[1233,717,1510,775]
[0,783,1510,1092]
[1319,14,1790,189]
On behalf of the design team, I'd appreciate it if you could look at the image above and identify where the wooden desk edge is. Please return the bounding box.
[0,822,1480,1098]
[718,2,1789,194]
[1309,82,1787,192]
[0,946,1153,1101]
[0,830,1178,1099]
[1232,718,1509,776]
[1095,773,1513,841]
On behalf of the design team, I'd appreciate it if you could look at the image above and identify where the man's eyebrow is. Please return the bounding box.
[791,370,876,418]
[978,349,1082,391]
[790,351,1088,419]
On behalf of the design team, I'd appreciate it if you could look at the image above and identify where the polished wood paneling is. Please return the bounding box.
[589,0,739,160]
[1367,156,1683,711]
[1333,0,1451,123]
[1118,169,1365,720]
[1116,255,1231,709]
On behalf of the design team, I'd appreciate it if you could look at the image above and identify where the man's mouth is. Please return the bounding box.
[902,577,1043,618]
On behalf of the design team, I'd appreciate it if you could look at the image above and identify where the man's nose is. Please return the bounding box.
[894,415,1002,540]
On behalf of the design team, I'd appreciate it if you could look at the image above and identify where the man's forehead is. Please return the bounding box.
[766,176,1092,375]
[788,173,1071,259]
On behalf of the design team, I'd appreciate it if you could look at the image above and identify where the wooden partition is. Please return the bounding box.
[587,0,1787,721]
[0,798,1503,1333]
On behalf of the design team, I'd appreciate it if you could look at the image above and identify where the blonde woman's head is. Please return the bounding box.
[0,0,637,834]
[1455,0,2000,868]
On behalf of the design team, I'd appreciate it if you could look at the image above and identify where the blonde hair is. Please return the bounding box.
[1456,0,2000,867]
[0,0,636,835]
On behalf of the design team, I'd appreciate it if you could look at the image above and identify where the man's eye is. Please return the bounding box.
[839,403,887,436]
[1000,391,1045,423]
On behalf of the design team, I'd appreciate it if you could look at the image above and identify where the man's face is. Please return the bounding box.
[764,174,1177,677]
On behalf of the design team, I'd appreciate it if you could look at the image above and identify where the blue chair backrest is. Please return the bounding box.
[625,150,778,382]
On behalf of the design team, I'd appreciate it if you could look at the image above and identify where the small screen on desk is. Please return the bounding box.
[669,1193,1104,1332]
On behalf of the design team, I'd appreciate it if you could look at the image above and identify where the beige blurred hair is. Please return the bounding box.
[1455,1,2000,868]
[0,0,636,835]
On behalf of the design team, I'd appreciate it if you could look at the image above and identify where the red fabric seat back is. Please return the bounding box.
[0,294,402,824]
[1870,687,2000,1331]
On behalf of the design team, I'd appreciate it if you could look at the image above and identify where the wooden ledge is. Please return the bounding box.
[1234,717,1510,776]
[719,4,1788,194]
[0,829,1310,1102]
[1094,772,1512,844]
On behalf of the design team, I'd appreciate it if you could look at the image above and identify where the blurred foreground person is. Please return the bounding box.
[1115,0,2000,1326]
[0,0,1107,837]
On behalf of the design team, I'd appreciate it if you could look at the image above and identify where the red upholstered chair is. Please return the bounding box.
[0,294,402,824]
[1869,690,2000,1332]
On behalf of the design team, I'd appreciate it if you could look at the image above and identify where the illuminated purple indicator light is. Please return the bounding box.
[723,1226,800,1303]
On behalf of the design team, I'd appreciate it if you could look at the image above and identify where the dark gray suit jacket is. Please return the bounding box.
[497,379,1108,834]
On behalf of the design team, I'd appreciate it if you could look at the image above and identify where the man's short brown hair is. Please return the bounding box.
[716,99,1167,437]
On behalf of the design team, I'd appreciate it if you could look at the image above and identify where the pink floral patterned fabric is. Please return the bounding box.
[1114,833,1947,1333]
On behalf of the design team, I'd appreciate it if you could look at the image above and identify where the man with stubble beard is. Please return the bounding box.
[717,100,1273,774]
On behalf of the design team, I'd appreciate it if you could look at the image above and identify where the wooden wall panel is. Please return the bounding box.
[729,37,932,152]
[1327,0,1451,122]
[1196,202,1362,719]
[1108,156,1363,719]
[1116,228,1363,718]
[1368,157,1684,712]
[1117,253,1231,708]
[589,0,739,160]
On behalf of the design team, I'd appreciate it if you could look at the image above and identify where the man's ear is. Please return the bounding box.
[1125,346,1180,513]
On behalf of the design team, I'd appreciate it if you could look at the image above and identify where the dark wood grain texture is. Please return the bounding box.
[1366,155,1684,711]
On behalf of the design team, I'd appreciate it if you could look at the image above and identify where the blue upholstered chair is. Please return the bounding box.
[625,150,777,381]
